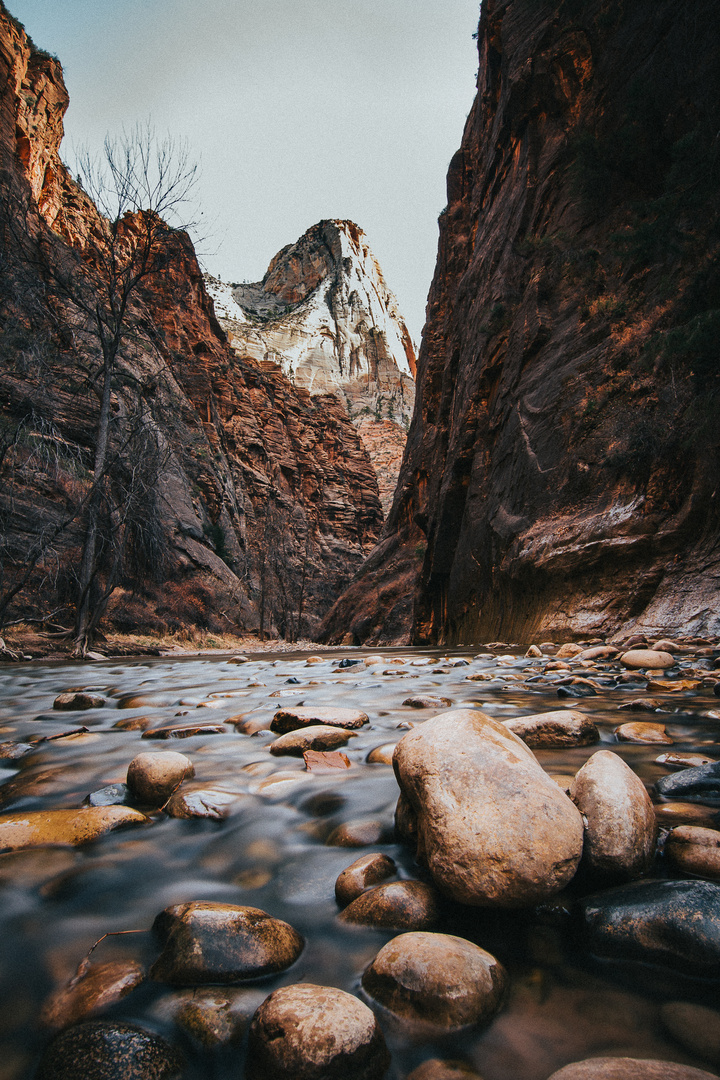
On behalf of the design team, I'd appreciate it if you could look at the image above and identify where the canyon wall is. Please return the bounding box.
[322,0,720,645]
[0,3,383,643]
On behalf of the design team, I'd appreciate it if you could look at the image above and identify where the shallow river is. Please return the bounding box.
[0,645,718,1079]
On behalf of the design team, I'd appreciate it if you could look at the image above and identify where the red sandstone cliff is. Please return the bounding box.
[0,3,383,642]
[321,0,720,645]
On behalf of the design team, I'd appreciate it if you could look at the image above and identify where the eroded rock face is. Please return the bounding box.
[570,750,656,882]
[246,983,390,1080]
[361,931,506,1030]
[150,902,303,985]
[392,709,584,907]
[320,0,720,647]
[0,8,384,642]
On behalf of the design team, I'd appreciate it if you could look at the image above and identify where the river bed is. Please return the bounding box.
[0,644,718,1079]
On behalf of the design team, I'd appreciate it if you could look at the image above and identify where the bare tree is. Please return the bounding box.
[59,125,199,655]
[0,124,198,654]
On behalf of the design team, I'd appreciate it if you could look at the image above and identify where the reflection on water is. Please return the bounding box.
[0,646,718,1079]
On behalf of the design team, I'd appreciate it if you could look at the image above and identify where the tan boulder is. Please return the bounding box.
[269,726,356,755]
[664,826,720,880]
[556,643,584,658]
[503,710,599,747]
[570,750,656,882]
[247,983,389,1080]
[270,706,368,734]
[392,709,584,906]
[150,902,303,985]
[366,743,397,764]
[362,931,505,1030]
[0,806,147,852]
[338,880,440,930]
[126,751,194,805]
[620,649,676,669]
[335,853,397,906]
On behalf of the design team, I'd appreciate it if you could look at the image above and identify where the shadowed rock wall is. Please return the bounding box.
[321,0,720,646]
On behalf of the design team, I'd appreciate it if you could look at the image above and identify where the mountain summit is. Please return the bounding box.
[206,219,416,426]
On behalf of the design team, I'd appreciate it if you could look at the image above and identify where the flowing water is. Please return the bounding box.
[0,646,718,1079]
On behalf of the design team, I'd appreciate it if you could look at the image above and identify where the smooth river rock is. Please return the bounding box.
[150,902,303,984]
[126,752,195,805]
[615,722,673,745]
[546,1059,719,1080]
[664,826,720,879]
[35,1020,184,1080]
[270,706,369,733]
[338,880,440,930]
[620,650,676,670]
[53,692,105,711]
[655,763,720,804]
[269,725,356,755]
[406,1062,485,1080]
[392,709,584,907]
[362,931,506,1030]
[335,853,397,906]
[579,878,720,975]
[570,751,656,882]
[246,983,390,1080]
[0,806,147,852]
[503,710,599,748]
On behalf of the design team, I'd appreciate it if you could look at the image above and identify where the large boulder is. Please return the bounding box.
[570,751,656,882]
[579,878,720,976]
[246,983,389,1080]
[392,709,584,906]
[150,902,303,985]
[361,931,505,1030]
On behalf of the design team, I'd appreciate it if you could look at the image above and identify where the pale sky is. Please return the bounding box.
[8,0,480,344]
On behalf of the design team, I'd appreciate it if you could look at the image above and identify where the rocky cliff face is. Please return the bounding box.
[206,220,416,513]
[0,4,383,642]
[322,0,720,646]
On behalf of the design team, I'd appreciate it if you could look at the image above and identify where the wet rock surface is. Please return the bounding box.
[246,983,390,1080]
[150,902,304,984]
[362,931,506,1030]
[579,879,720,975]
[503,710,599,747]
[126,752,195,805]
[270,706,369,733]
[35,1020,184,1080]
[335,853,397,906]
[338,879,440,930]
[655,763,720,804]
[392,709,584,906]
[570,751,656,883]
[0,806,147,851]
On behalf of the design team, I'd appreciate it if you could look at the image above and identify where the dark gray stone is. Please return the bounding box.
[655,763,720,805]
[35,1020,183,1079]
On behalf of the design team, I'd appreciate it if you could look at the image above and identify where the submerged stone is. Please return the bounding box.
[0,806,147,852]
[35,1020,183,1080]
[40,962,144,1030]
[338,880,440,930]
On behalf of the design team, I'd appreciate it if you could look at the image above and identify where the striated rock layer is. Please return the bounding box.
[322,0,720,646]
[206,220,416,516]
[0,4,382,641]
